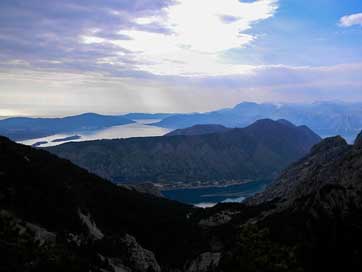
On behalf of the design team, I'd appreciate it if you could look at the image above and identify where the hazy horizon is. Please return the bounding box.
[1,0,361,117]
[1,99,362,119]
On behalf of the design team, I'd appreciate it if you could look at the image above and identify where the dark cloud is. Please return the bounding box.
[0,0,173,74]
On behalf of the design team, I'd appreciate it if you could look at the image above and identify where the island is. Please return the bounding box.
[51,135,82,143]
[32,141,48,147]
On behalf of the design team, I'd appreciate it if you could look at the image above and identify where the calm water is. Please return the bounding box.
[163,180,271,207]
[19,119,171,147]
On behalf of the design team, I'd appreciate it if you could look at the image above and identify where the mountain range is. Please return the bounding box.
[47,119,321,185]
[153,101,362,141]
[2,127,362,271]
[0,113,134,141]
[2,101,362,144]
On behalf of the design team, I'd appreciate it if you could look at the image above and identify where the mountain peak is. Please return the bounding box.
[165,124,229,136]
[310,136,348,155]
[354,131,362,148]
[277,119,296,127]
[247,119,289,130]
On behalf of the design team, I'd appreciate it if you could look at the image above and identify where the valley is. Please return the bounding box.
[2,1,361,270]
[2,126,362,271]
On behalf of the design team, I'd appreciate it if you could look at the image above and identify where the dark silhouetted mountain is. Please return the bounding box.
[0,113,134,141]
[0,136,209,271]
[194,131,362,271]
[3,131,362,271]
[47,119,321,184]
[153,101,362,141]
[247,133,361,210]
[165,124,230,136]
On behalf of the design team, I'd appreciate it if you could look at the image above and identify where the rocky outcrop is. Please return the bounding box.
[186,252,221,272]
[198,211,239,227]
[25,222,57,246]
[119,234,161,272]
[0,210,56,246]
[78,209,104,240]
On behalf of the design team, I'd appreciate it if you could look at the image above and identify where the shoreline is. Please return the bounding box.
[157,179,260,191]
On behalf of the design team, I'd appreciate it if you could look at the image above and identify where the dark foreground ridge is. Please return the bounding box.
[0,136,208,271]
[2,131,362,271]
[47,119,321,184]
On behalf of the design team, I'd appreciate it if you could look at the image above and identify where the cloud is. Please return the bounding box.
[1,62,361,117]
[82,0,279,76]
[0,0,278,77]
[1,0,362,116]
[0,0,173,75]
[339,13,362,27]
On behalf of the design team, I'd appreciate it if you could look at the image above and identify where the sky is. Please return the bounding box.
[0,0,361,117]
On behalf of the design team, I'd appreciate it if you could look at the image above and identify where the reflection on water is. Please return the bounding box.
[163,180,270,207]
[19,119,171,147]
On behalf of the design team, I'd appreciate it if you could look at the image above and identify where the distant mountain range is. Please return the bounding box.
[2,101,362,143]
[153,101,362,140]
[47,119,321,185]
[0,113,134,141]
[2,126,362,271]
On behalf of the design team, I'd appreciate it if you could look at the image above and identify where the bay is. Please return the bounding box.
[18,119,171,147]
[162,180,271,207]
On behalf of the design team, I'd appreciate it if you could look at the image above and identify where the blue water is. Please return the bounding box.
[162,180,271,207]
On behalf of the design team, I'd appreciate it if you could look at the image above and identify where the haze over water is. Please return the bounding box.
[20,119,171,147]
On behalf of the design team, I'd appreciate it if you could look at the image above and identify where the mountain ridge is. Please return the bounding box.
[3,130,362,271]
[47,119,321,185]
[0,135,209,271]
[153,101,362,140]
[165,124,230,136]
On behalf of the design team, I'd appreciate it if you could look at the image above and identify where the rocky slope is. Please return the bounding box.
[0,136,211,271]
[46,119,321,184]
[208,132,362,271]
[2,131,362,271]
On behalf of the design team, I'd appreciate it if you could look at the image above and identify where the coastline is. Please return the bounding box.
[157,179,257,191]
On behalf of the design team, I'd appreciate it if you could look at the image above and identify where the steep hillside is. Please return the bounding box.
[0,136,208,271]
[204,132,362,271]
[3,132,362,271]
[47,119,321,185]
